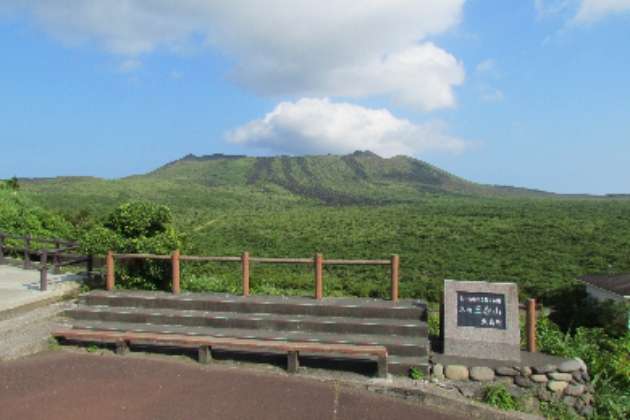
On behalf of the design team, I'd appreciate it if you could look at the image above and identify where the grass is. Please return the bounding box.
[408,367,425,380]
[47,337,61,351]
[482,384,521,411]
[86,344,100,353]
[539,401,580,420]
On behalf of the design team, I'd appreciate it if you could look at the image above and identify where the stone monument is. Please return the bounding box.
[443,279,521,362]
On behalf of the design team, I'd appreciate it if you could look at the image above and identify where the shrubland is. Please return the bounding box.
[4,153,630,418]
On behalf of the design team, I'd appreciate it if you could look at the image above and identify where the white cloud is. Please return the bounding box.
[475,60,502,102]
[479,86,504,103]
[573,0,630,23]
[227,98,469,157]
[118,58,142,73]
[534,0,572,18]
[8,1,466,111]
[476,59,496,74]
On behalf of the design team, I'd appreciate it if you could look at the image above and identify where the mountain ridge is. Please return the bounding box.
[140,151,558,199]
[21,151,617,214]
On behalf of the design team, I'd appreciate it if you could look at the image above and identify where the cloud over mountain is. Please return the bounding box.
[227,98,469,157]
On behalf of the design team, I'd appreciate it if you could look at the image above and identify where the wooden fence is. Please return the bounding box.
[0,232,92,291]
[0,232,540,350]
[107,251,402,302]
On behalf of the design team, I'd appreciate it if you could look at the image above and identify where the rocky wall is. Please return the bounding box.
[430,358,594,417]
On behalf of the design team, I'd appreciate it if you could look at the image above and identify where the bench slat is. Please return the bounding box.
[53,329,388,357]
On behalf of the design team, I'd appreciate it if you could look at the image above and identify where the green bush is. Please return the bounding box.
[408,366,424,380]
[79,202,182,291]
[482,384,520,411]
[0,189,73,240]
[547,284,629,337]
[427,302,441,337]
[536,316,630,419]
[539,400,579,420]
[2,177,20,191]
[105,202,173,238]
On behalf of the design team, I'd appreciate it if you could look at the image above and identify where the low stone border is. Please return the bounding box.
[431,358,594,417]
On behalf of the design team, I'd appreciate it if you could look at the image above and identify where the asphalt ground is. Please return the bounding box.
[0,352,461,420]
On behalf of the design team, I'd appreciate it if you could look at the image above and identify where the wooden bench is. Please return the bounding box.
[52,329,389,378]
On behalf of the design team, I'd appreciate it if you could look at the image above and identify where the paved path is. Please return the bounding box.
[0,352,461,420]
[0,264,81,317]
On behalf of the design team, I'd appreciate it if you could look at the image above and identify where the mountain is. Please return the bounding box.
[20,151,562,213]
[14,151,630,306]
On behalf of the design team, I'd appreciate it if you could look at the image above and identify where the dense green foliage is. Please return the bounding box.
[21,152,554,217]
[176,199,630,301]
[0,189,72,240]
[1,177,20,191]
[482,384,521,411]
[4,153,630,418]
[79,202,182,290]
[408,366,425,380]
[16,153,630,302]
[536,316,630,419]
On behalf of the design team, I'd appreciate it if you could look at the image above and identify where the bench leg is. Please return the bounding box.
[287,351,299,373]
[115,340,129,356]
[377,356,388,378]
[198,345,212,364]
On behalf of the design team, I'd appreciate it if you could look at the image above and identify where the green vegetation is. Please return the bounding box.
[2,176,20,191]
[20,152,556,217]
[536,316,630,419]
[408,366,425,380]
[3,152,630,418]
[86,344,99,353]
[79,202,182,290]
[482,384,521,411]
[47,337,61,351]
[539,400,579,420]
[15,153,630,302]
[0,188,72,239]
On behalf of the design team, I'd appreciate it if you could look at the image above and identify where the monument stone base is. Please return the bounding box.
[444,338,521,362]
[443,279,521,363]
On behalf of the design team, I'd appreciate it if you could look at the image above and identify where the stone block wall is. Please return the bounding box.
[431,358,594,417]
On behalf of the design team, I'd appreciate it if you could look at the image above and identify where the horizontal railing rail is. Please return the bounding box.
[106,250,401,302]
[0,231,91,292]
[0,231,400,301]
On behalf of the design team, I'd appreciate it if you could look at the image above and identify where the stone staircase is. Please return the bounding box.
[59,290,429,376]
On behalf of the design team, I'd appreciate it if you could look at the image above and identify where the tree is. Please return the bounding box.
[79,201,181,290]
[5,176,19,191]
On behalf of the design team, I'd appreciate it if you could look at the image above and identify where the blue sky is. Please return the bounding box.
[0,1,629,194]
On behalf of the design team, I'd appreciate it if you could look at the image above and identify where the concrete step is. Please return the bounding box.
[61,320,429,358]
[66,305,428,337]
[79,291,427,321]
[388,355,430,376]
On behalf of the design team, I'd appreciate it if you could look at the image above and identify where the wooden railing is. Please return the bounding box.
[0,232,92,291]
[106,250,402,302]
[525,299,538,352]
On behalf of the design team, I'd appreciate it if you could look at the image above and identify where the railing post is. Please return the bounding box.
[24,234,32,269]
[53,239,61,274]
[314,253,323,300]
[86,254,93,281]
[527,298,537,352]
[391,254,399,303]
[0,233,5,264]
[106,251,115,291]
[171,250,180,295]
[242,251,250,297]
[40,250,48,291]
